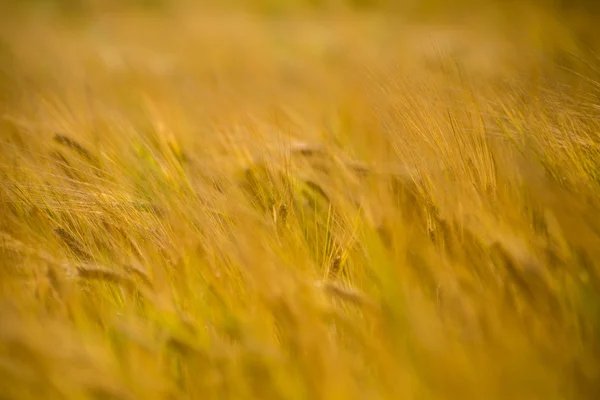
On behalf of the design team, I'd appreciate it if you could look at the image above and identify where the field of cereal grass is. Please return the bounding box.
[2,1,600,399]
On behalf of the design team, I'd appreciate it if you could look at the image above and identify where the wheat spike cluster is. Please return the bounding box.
[1,0,600,399]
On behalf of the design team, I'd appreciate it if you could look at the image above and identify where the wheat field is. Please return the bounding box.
[1,1,600,399]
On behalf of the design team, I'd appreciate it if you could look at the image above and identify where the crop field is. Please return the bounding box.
[1,1,600,399]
